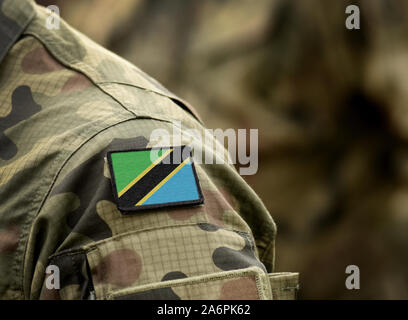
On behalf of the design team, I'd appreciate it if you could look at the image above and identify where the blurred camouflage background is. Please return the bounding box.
[35,0,408,299]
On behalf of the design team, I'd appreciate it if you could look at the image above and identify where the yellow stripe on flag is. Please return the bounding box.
[135,157,190,206]
[118,148,173,198]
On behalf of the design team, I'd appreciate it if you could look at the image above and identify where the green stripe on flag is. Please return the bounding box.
[110,148,166,192]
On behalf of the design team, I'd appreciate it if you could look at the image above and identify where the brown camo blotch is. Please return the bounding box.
[219,277,259,300]
[0,224,19,253]
[202,189,232,226]
[167,205,201,221]
[92,249,142,287]
[21,47,64,74]
[61,73,93,93]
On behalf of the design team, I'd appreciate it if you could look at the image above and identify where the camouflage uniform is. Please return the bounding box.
[0,0,298,300]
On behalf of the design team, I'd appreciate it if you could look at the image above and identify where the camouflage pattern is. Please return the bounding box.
[35,0,408,299]
[107,267,274,300]
[61,0,408,299]
[0,0,297,299]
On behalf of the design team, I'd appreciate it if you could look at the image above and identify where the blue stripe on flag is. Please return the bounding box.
[143,162,200,205]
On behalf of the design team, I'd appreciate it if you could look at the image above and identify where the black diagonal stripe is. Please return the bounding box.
[118,146,191,207]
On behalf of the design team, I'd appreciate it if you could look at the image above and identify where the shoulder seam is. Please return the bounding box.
[21,33,139,119]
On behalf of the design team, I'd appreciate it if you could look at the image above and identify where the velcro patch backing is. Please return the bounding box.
[107,146,203,213]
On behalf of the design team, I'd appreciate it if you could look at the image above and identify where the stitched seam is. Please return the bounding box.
[22,32,138,119]
[83,223,254,253]
[274,286,299,291]
[107,267,265,300]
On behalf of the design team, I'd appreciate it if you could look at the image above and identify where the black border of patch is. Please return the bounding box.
[107,146,204,214]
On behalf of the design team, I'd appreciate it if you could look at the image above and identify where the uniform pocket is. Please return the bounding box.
[44,224,298,300]
[268,272,299,300]
[107,267,272,300]
[83,224,269,299]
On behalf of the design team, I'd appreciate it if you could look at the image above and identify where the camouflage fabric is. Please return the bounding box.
[0,0,297,300]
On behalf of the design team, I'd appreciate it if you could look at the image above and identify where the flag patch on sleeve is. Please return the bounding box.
[107,146,204,213]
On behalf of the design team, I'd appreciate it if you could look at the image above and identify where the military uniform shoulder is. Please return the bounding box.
[21,2,201,122]
[0,0,201,298]
[0,0,284,301]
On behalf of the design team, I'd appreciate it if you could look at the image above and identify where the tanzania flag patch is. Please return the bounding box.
[107,146,203,213]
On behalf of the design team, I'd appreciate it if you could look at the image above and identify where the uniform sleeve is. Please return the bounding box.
[32,118,294,300]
